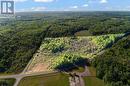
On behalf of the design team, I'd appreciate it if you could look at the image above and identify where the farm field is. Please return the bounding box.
[18,73,69,86]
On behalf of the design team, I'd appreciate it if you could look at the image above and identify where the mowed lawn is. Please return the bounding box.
[84,77,105,86]
[18,73,69,86]
[83,66,105,86]
[0,78,16,86]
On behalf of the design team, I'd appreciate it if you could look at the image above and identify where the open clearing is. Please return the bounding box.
[25,34,123,74]
[25,36,97,73]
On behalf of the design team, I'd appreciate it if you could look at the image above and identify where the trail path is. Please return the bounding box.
[69,66,91,86]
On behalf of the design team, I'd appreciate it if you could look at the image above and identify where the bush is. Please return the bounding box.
[42,39,65,53]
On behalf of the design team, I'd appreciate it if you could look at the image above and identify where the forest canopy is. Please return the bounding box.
[0,12,130,76]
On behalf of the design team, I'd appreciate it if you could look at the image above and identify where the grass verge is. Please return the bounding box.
[18,73,69,86]
[83,77,105,86]
[0,78,16,86]
[83,66,105,86]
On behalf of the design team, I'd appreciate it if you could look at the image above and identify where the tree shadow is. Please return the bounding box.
[56,58,90,72]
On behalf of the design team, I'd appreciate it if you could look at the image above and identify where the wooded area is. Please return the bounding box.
[0,12,130,86]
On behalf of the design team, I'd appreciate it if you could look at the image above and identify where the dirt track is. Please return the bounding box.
[69,66,91,86]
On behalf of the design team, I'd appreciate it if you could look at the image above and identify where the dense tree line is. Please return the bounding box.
[45,15,130,37]
[92,35,130,86]
[0,21,50,73]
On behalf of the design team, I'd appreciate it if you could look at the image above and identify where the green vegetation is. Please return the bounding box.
[92,35,130,86]
[84,77,105,86]
[88,67,96,76]
[27,36,99,72]
[90,34,124,49]
[0,12,130,86]
[83,66,105,86]
[18,73,69,86]
[27,35,122,72]
[51,53,85,71]
[0,28,11,35]
[75,30,92,36]
[41,38,66,53]
[44,12,130,37]
[0,21,50,73]
[0,78,16,86]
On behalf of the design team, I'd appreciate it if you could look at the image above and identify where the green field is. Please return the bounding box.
[18,73,69,86]
[88,67,96,76]
[19,66,105,86]
[84,77,105,86]
[0,78,16,86]
[83,67,105,86]
[75,30,92,36]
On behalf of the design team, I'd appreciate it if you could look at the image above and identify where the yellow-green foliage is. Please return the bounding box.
[31,34,124,71]
[51,53,84,70]
[91,34,124,49]
[0,28,11,35]
[41,38,67,53]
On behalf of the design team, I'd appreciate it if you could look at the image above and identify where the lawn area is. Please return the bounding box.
[83,66,105,86]
[84,77,105,86]
[18,73,69,86]
[75,30,92,36]
[88,66,96,76]
[0,78,16,86]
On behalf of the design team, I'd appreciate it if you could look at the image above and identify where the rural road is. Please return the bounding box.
[0,51,98,86]
[0,66,90,86]
[0,71,57,86]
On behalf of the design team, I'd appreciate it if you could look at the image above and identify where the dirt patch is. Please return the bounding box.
[26,63,50,74]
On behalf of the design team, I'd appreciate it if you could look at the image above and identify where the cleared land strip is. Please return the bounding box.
[0,71,58,86]
[1,33,128,86]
